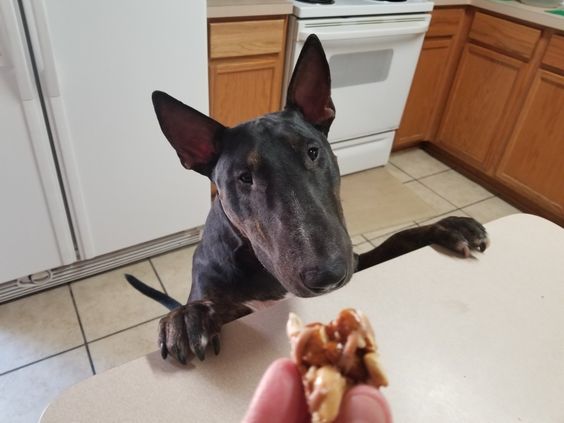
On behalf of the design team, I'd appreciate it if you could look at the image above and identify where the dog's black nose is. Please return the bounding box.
[300,259,348,293]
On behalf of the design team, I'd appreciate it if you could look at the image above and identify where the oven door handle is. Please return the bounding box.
[298,21,429,41]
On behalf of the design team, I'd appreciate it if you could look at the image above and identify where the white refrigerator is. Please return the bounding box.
[0,0,211,300]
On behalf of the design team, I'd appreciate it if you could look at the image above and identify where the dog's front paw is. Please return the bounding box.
[430,216,489,257]
[158,301,221,363]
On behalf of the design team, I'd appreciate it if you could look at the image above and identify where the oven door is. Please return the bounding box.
[292,14,430,144]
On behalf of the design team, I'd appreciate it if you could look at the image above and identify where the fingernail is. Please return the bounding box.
[338,387,392,423]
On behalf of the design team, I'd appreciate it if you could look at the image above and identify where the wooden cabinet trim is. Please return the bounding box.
[469,11,541,61]
[395,37,454,147]
[209,19,285,59]
[466,42,524,70]
[426,7,473,142]
[210,55,280,73]
[426,8,465,38]
[424,37,452,50]
[394,6,471,150]
[542,33,564,73]
[486,30,551,170]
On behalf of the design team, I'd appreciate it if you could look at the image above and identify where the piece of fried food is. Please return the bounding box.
[287,309,388,423]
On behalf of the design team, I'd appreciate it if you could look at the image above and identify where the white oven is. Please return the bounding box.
[285,0,432,175]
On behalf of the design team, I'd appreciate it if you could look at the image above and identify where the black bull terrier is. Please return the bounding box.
[126,35,489,364]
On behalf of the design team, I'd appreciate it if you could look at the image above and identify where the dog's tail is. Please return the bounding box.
[124,274,182,310]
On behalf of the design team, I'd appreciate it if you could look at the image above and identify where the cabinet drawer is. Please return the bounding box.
[469,12,540,60]
[209,19,285,59]
[427,8,465,38]
[542,34,564,72]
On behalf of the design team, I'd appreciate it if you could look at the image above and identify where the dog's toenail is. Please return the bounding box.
[212,335,221,355]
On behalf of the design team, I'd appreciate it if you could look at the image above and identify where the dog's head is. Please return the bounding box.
[152,35,354,298]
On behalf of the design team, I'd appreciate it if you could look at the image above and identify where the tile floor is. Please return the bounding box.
[0,148,521,423]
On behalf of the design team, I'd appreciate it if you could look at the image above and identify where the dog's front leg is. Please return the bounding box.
[157,300,252,363]
[356,216,489,271]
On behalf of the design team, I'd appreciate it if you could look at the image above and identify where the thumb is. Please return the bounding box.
[242,359,308,423]
[335,385,393,423]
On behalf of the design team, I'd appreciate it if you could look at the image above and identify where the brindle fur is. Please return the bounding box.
[126,35,488,363]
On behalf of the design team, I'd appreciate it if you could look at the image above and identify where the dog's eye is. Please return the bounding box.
[308,147,319,161]
[239,172,253,184]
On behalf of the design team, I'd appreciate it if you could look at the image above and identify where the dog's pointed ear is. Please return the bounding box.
[285,34,335,135]
[152,91,225,176]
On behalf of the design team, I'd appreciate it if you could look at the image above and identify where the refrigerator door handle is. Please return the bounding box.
[28,0,59,97]
[0,0,35,100]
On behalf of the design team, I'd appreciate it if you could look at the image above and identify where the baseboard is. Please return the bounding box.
[0,227,202,304]
[424,143,564,227]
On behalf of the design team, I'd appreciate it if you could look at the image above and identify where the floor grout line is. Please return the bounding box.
[387,162,416,183]
[87,315,165,345]
[417,208,471,225]
[406,167,452,181]
[0,344,84,378]
[414,173,495,212]
[68,284,96,375]
[149,259,169,296]
[387,162,417,182]
[411,180,460,211]
[389,154,452,182]
[361,220,420,243]
[458,194,498,211]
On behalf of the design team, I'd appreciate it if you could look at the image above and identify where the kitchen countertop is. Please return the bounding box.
[208,0,562,30]
[40,214,564,422]
[207,0,293,18]
[434,0,564,30]
[206,0,562,30]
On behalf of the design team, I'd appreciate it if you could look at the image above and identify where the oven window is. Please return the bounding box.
[329,49,393,89]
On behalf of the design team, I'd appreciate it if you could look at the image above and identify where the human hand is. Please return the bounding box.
[242,358,393,423]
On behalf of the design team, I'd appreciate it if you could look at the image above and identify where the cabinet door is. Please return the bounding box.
[495,70,564,216]
[395,37,453,147]
[209,55,283,127]
[437,44,526,171]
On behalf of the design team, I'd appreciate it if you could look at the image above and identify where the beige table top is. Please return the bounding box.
[41,214,564,422]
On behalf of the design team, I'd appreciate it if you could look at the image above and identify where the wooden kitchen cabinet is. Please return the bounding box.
[542,33,564,72]
[436,43,528,172]
[495,39,564,217]
[394,8,466,149]
[467,11,541,61]
[396,6,563,224]
[435,11,542,173]
[208,18,287,127]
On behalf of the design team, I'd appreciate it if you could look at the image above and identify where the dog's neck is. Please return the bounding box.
[189,199,287,304]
